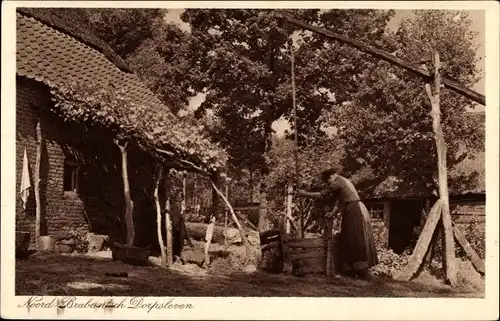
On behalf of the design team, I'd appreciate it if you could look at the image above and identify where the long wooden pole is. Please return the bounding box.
[286,184,293,234]
[281,16,485,105]
[34,120,42,249]
[289,35,303,239]
[224,178,229,248]
[425,50,456,286]
[205,172,219,267]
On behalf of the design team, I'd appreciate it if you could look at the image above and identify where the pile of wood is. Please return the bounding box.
[186,222,259,246]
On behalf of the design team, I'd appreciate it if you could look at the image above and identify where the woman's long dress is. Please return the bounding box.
[321,175,378,271]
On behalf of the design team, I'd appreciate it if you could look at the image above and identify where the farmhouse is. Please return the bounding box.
[357,113,485,254]
[15,8,226,249]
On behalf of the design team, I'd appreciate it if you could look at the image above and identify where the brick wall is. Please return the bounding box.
[16,76,180,249]
[16,77,88,246]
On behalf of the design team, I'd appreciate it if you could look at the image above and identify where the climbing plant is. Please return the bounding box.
[50,82,228,171]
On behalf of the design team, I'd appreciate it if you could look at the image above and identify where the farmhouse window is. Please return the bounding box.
[63,160,80,194]
[366,202,385,221]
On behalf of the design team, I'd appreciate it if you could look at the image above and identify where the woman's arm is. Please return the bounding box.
[296,189,322,199]
[326,199,341,220]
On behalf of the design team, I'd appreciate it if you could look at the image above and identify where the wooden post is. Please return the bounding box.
[204,215,216,267]
[279,217,292,274]
[204,172,219,267]
[211,172,220,222]
[154,165,166,267]
[114,140,134,247]
[425,50,457,286]
[289,36,303,239]
[34,120,42,249]
[192,174,196,211]
[324,218,334,278]
[181,171,187,217]
[286,184,293,234]
[382,201,391,249]
[163,167,173,266]
[396,200,442,281]
[224,178,229,248]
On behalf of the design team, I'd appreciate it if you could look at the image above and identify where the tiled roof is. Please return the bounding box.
[17,13,164,115]
[16,11,225,172]
[17,7,132,72]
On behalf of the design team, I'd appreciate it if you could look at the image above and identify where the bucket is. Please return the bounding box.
[39,235,55,251]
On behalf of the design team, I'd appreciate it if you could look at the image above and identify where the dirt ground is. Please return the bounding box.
[16,253,483,297]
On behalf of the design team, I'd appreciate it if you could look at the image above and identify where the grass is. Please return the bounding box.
[16,252,483,297]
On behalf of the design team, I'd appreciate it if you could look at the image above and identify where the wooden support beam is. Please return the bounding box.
[396,200,442,281]
[34,120,43,249]
[204,215,216,267]
[426,51,457,286]
[154,165,167,267]
[279,217,292,274]
[286,184,293,234]
[211,171,220,221]
[224,177,229,247]
[281,16,485,105]
[453,223,485,276]
[114,140,135,247]
[163,167,173,267]
[382,201,391,249]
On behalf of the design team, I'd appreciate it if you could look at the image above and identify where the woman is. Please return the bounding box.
[296,168,378,280]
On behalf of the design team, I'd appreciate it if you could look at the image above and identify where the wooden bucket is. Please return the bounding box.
[16,232,31,252]
[111,242,150,266]
[288,238,327,275]
[39,236,55,251]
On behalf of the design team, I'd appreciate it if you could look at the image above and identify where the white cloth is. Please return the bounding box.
[20,147,31,209]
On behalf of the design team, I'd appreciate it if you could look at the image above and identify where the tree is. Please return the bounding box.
[265,135,343,230]
[86,9,200,114]
[87,8,167,59]
[322,10,484,195]
[180,9,394,231]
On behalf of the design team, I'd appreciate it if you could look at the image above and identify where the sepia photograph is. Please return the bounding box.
[2,1,499,320]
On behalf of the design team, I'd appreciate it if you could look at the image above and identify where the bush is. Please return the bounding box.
[370,247,410,278]
[67,228,90,254]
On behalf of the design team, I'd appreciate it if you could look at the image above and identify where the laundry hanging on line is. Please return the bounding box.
[20,147,31,210]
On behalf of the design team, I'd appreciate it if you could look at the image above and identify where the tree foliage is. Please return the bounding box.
[86,9,199,114]
[180,9,395,171]
[322,10,484,195]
